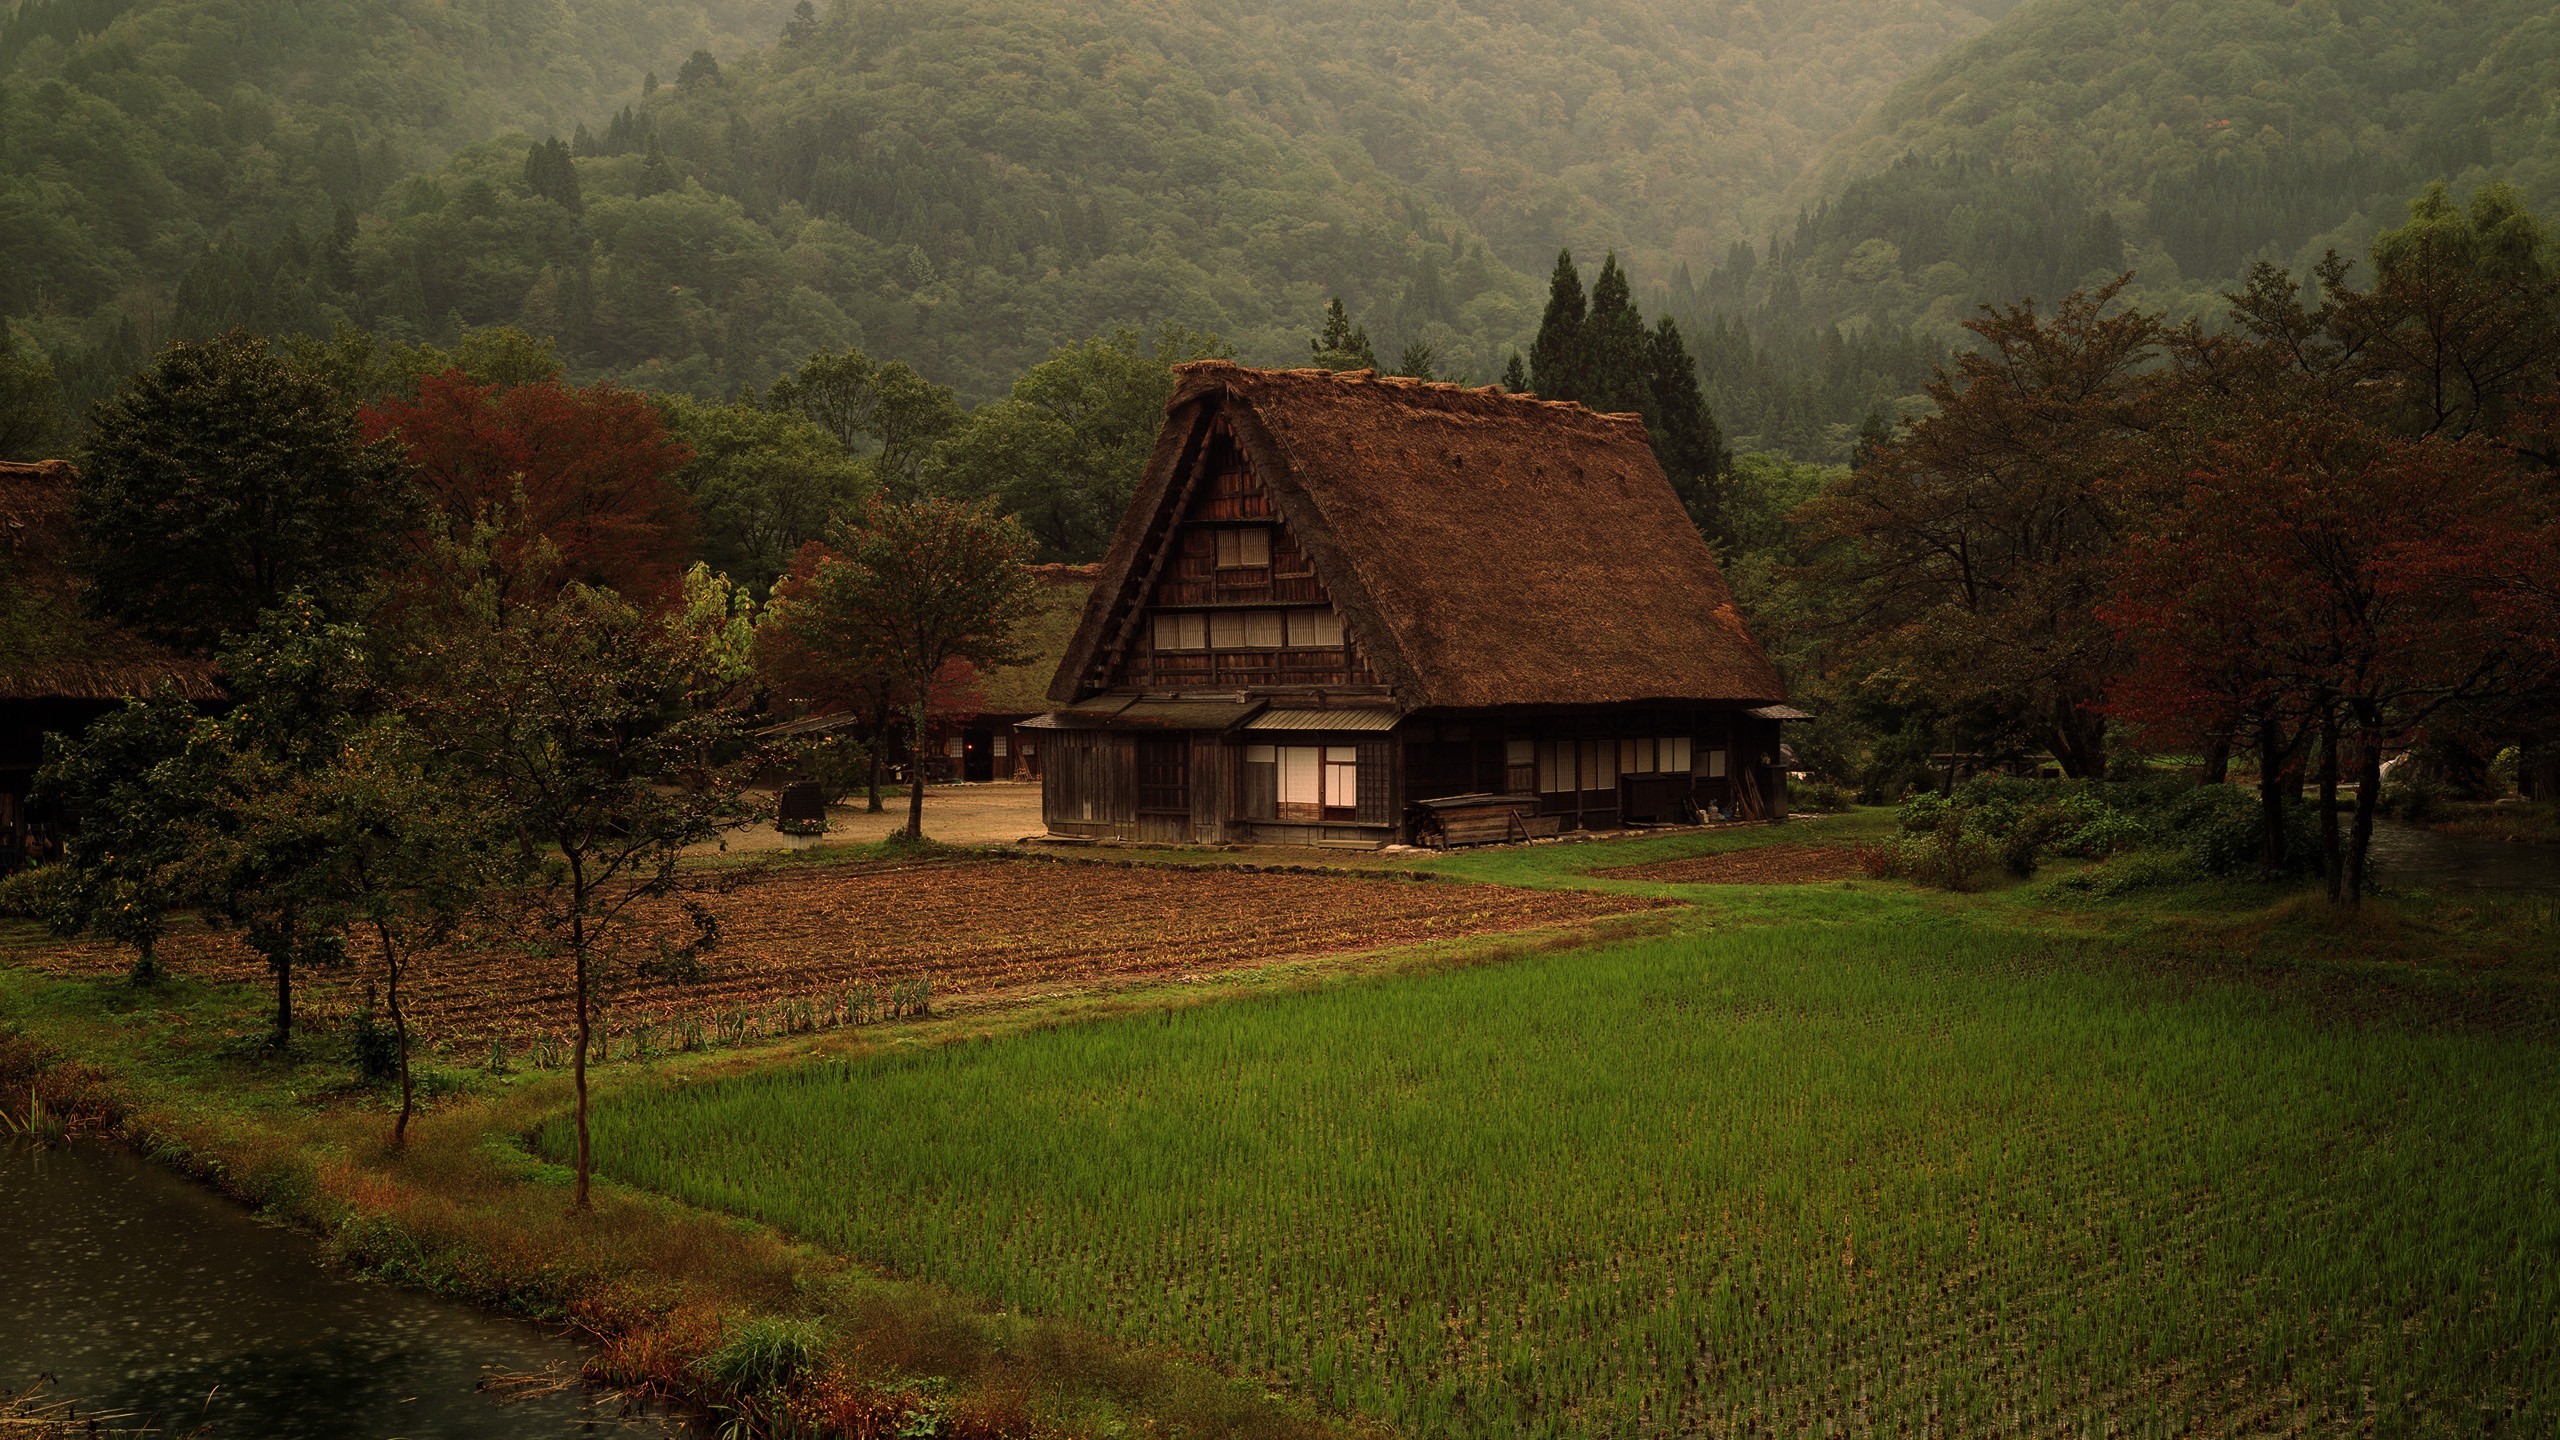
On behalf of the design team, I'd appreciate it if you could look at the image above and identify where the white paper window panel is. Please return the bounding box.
[945,737,965,758]
[1586,740,1618,788]
[1278,746,1321,805]
[1663,736,1692,773]
[993,735,1009,756]
[1286,609,1342,646]
[1244,744,1277,764]
[1154,612,1206,650]
[1324,747,1358,808]
[1621,737,1657,774]
[1216,528,1271,568]
[1705,748,1729,778]
[1244,610,1284,647]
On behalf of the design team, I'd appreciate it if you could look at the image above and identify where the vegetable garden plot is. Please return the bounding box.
[10,859,1661,1050]
[1593,843,1866,884]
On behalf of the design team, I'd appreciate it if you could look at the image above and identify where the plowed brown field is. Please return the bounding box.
[15,857,1664,1048]
[1595,844,1865,885]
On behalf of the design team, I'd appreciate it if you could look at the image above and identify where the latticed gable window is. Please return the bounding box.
[1152,612,1207,650]
[1285,609,1342,646]
[1215,528,1272,569]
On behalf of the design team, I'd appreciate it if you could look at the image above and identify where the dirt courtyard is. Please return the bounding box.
[711,781,1050,854]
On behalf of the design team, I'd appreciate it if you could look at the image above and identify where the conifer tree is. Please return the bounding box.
[1529,250,1586,400]
[1645,316,1728,541]
[1500,351,1528,394]
[637,136,676,198]
[1582,254,1651,415]
[1310,299,1376,371]
[522,138,582,214]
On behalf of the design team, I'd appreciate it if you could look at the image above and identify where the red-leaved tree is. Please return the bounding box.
[362,371,696,602]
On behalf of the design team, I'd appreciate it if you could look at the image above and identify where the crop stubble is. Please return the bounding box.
[13,858,1662,1045]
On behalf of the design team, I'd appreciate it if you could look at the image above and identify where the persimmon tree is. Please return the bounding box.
[361,371,696,602]
[768,499,1038,840]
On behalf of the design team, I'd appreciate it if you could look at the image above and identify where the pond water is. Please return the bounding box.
[0,1141,678,1438]
[2367,819,2560,893]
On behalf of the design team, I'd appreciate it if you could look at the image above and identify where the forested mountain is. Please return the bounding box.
[1713,0,2560,345]
[2,0,793,393]
[6,0,2019,413]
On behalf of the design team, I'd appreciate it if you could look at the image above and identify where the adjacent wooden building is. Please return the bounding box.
[1031,363,1797,847]
[0,461,221,870]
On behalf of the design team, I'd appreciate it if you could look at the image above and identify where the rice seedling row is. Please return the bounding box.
[569,920,2560,1438]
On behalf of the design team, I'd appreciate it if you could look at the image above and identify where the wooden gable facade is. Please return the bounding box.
[1032,363,1795,848]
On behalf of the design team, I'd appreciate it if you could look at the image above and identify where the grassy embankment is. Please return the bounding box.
[569,819,2560,1438]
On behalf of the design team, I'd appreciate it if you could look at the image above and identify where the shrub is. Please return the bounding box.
[348,1005,400,1085]
[699,1316,824,1397]
[1789,780,1851,813]
[1897,791,1949,835]
[2059,811,2149,858]
[2051,850,2198,899]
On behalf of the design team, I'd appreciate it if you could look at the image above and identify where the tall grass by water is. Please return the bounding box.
[566,919,2559,1437]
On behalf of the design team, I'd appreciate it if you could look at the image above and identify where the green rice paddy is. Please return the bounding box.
[570,904,2558,1437]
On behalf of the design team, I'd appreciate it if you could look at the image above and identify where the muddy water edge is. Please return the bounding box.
[1,1139,681,1438]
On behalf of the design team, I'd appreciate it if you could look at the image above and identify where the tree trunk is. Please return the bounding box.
[2345,706,2385,911]
[2256,714,2289,877]
[2318,701,2343,903]
[569,858,592,1213]
[865,696,885,809]
[377,920,414,1152]
[2200,725,2233,786]
[2049,699,2107,780]
[905,697,930,840]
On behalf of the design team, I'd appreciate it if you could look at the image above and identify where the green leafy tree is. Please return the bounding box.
[1310,299,1377,372]
[925,327,1228,561]
[1803,280,2161,779]
[766,348,961,500]
[21,691,216,984]
[414,563,762,1210]
[74,333,420,651]
[787,499,1040,841]
[182,598,381,1050]
[312,710,498,1148]
[660,397,871,592]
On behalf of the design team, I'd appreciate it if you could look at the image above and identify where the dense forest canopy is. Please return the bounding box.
[4,0,2556,459]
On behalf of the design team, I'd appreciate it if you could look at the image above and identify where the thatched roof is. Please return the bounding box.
[1054,363,1785,710]
[970,562,1097,714]
[0,461,223,703]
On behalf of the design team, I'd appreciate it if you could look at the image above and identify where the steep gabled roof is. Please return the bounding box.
[1052,363,1785,710]
[0,461,222,703]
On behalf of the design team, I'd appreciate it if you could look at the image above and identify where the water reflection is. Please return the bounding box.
[1,1142,678,1438]
[2367,820,2560,893]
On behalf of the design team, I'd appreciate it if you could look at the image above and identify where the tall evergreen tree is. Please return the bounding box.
[1582,254,1651,415]
[637,136,676,198]
[1645,316,1729,541]
[1528,250,1586,399]
[1310,298,1376,371]
[1500,351,1528,394]
[522,138,582,214]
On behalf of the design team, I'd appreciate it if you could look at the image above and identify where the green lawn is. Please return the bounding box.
[563,840,2559,1438]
